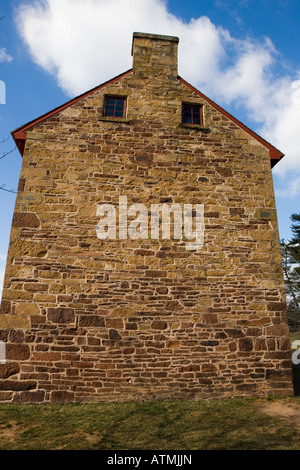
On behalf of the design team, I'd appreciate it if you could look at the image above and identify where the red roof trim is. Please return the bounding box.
[11,68,283,168]
[178,76,284,167]
[11,69,132,156]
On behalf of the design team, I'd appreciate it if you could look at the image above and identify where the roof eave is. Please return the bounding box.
[178,76,284,168]
[11,69,284,168]
[11,69,133,156]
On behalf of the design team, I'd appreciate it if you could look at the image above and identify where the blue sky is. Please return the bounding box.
[1,0,300,296]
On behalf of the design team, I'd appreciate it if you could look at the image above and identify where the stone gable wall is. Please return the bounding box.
[0,34,293,402]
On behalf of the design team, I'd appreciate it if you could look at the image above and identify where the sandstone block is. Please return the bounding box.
[51,391,75,402]
[167,340,180,349]
[0,315,30,329]
[151,321,167,330]
[239,338,253,351]
[22,168,47,179]
[0,363,20,379]
[111,307,135,318]
[109,329,122,340]
[32,352,61,361]
[47,308,75,324]
[12,212,40,228]
[0,300,11,314]
[16,192,44,204]
[12,391,45,403]
[16,303,41,316]
[0,380,36,391]
[26,131,46,140]
[78,316,105,327]
[6,344,30,360]
[9,240,47,258]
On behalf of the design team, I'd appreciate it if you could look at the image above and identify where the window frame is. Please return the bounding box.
[103,96,127,118]
[182,102,203,126]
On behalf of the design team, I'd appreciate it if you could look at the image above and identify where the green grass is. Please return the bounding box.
[290,330,300,345]
[0,331,298,450]
[0,397,299,450]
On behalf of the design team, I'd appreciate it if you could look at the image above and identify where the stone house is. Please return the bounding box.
[0,32,294,403]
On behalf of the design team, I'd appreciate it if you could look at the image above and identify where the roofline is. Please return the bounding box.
[178,76,284,168]
[11,70,284,168]
[11,69,133,155]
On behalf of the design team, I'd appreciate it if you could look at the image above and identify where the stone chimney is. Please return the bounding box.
[131,32,179,78]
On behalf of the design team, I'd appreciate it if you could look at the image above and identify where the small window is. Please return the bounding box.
[182,103,203,125]
[104,96,126,118]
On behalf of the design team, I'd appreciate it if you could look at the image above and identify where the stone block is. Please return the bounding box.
[16,192,44,204]
[51,391,75,402]
[6,344,30,360]
[12,212,40,228]
[111,307,135,318]
[0,363,20,379]
[9,240,47,258]
[47,308,75,324]
[78,316,105,327]
[16,303,41,316]
[12,391,45,403]
[0,315,30,329]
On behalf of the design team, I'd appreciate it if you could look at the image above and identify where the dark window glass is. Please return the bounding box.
[104,97,126,117]
[182,104,202,125]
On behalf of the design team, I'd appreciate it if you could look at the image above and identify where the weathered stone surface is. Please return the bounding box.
[26,131,46,140]
[0,380,36,391]
[51,391,75,402]
[0,32,293,403]
[9,330,25,343]
[0,363,20,379]
[78,316,105,327]
[0,392,13,401]
[16,192,44,204]
[0,315,30,329]
[47,308,75,324]
[0,300,11,314]
[31,352,61,361]
[111,307,135,318]
[6,344,30,360]
[8,240,47,258]
[239,338,253,351]
[109,329,122,340]
[12,212,40,228]
[12,391,45,403]
[16,303,40,316]
[167,340,180,349]
[151,321,167,330]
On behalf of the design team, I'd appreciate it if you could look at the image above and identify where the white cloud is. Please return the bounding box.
[15,0,300,191]
[276,174,300,199]
[0,47,13,63]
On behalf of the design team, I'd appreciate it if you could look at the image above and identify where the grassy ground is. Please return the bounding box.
[0,331,299,450]
[291,330,300,344]
[0,396,299,450]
